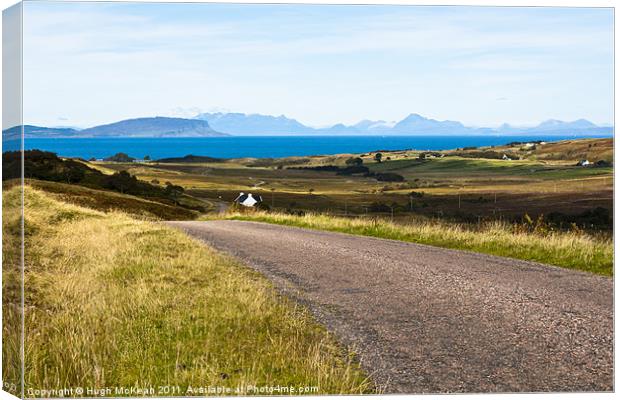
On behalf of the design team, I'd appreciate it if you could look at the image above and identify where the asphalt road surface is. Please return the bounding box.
[166,220,613,393]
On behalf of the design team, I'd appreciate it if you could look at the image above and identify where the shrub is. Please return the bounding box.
[368,202,391,212]
[375,172,405,182]
[337,165,369,175]
[345,157,363,166]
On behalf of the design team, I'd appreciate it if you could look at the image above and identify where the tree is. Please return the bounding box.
[308,188,315,195]
[64,167,85,184]
[165,182,185,204]
[144,155,151,161]
[345,157,363,166]
[107,170,137,193]
[374,153,383,163]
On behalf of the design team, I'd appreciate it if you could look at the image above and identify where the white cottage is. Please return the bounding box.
[234,192,263,207]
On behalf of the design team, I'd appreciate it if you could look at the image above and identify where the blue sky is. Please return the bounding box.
[20,2,614,128]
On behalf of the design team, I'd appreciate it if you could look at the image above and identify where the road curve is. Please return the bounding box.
[165,220,613,393]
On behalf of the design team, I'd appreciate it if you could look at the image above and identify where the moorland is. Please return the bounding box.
[94,138,613,229]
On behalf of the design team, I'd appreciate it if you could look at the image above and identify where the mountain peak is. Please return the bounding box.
[402,113,425,121]
[194,112,310,135]
[536,118,597,130]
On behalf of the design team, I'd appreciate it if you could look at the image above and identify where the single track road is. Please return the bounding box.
[166,220,613,393]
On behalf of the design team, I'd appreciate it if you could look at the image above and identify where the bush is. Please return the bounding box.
[289,165,340,172]
[595,160,612,167]
[547,207,612,230]
[450,150,506,159]
[337,165,369,175]
[345,157,363,166]
[368,202,391,212]
[375,172,405,182]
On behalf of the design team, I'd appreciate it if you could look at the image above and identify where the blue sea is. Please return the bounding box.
[2,135,612,160]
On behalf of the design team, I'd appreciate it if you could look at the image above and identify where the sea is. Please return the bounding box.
[1,135,612,160]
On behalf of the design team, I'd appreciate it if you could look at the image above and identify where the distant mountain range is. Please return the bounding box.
[3,113,613,139]
[196,112,612,136]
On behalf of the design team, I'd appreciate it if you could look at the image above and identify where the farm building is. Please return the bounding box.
[234,192,263,207]
[577,159,591,166]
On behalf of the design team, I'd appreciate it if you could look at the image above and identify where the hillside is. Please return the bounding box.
[2,150,207,216]
[22,179,201,220]
[2,185,369,395]
[2,125,80,139]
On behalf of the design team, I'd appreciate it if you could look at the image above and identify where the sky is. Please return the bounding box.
[2,2,21,131]
[15,1,615,128]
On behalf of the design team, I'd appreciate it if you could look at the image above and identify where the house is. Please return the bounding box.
[234,192,263,207]
[502,154,512,160]
[577,159,591,167]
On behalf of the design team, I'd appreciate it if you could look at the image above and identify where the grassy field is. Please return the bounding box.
[2,185,371,396]
[96,138,613,224]
[211,210,613,276]
[2,181,22,397]
[24,179,205,220]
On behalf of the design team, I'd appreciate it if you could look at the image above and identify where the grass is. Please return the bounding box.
[3,185,371,396]
[21,179,203,220]
[2,181,22,397]
[215,210,613,276]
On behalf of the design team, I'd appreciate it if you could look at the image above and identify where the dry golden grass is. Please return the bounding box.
[2,183,22,397]
[216,210,613,276]
[3,186,371,396]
